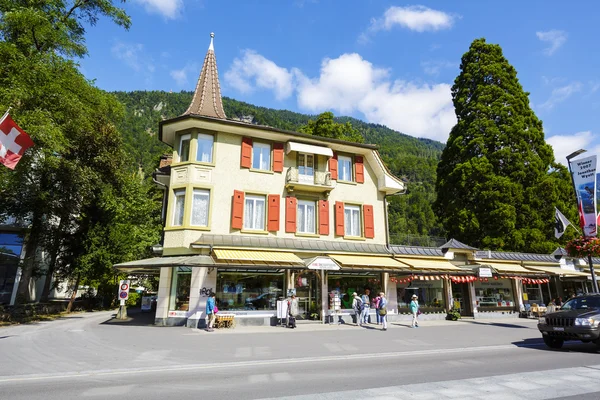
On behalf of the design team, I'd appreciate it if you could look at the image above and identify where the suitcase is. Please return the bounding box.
[288,316,296,328]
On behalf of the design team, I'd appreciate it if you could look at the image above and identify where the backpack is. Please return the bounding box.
[355,297,364,312]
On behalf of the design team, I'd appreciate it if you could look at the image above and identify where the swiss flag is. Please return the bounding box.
[0,113,34,170]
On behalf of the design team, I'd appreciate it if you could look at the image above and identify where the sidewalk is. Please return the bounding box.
[191,317,539,335]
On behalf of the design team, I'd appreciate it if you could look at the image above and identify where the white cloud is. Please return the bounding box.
[224,50,295,100]
[536,30,567,56]
[370,5,456,33]
[296,53,455,141]
[170,63,199,87]
[133,0,183,19]
[546,131,600,165]
[421,60,456,76]
[539,82,582,110]
[111,42,155,73]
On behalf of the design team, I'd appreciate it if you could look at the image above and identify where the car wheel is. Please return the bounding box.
[543,336,564,349]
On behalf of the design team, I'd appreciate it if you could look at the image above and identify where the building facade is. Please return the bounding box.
[116,34,599,327]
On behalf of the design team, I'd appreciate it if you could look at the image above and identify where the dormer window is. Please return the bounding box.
[178,134,191,162]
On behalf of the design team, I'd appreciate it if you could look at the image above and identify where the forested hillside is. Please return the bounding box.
[112,91,447,245]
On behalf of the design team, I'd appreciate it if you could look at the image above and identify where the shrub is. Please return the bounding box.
[446,309,461,321]
[126,292,140,307]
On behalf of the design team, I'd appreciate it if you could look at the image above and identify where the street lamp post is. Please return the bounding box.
[566,149,600,293]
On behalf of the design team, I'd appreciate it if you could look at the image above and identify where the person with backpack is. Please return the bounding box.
[378,292,388,331]
[373,294,381,325]
[352,292,363,326]
[360,289,371,325]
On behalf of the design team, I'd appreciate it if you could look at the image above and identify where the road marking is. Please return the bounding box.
[0,343,546,384]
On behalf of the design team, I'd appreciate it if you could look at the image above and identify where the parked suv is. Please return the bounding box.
[537,294,600,349]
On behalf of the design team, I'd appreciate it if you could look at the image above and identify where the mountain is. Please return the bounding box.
[112,90,447,245]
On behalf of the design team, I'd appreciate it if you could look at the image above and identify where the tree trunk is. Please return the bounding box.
[66,274,80,313]
[40,217,66,302]
[15,212,43,304]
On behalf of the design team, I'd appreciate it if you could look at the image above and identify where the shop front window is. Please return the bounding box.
[327,274,381,310]
[169,267,191,311]
[523,283,543,304]
[216,271,284,311]
[0,232,22,304]
[474,278,515,310]
[396,278,445,312]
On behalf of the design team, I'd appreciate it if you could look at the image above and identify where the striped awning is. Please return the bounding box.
[213,249,303,264]
[394,257,462,271]
[525,265,590,277]
[329,255,410,270]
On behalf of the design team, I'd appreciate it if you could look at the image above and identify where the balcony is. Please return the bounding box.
[285,167,335,194]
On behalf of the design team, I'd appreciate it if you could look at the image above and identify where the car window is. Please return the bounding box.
[561,297,600,310]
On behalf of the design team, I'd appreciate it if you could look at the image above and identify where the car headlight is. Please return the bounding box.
[575,318,600,327]
[538,317,546,325]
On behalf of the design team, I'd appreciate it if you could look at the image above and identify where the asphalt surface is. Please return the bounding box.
[1,309,599,399]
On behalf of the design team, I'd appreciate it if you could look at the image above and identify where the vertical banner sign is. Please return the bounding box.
[118,280,130,301]
[569,155,598,237]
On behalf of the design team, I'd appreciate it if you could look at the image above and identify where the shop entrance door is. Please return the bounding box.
[294,271,321,320]
[451,282,473,316]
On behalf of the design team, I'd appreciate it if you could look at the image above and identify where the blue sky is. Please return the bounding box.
[79,0,600,163]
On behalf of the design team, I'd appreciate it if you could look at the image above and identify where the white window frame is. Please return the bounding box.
[297,200,316,234]
[173,189,186,226]
[244,194,266,231]
[252,142,271,171]
[191,189,210,227]
[179,134,191,163]
[344,204,361,237]
[338,155,353,181]
[196,133,214,163]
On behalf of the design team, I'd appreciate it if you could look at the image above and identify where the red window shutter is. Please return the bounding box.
[319,200,329,235]
[240,137,253,168]
[231,190,245,229]
[273,143,284,173]
[355,155,364,183]
[363,204,374,239]
[335,201,345,236]
[268,194,280,231]
[329,153,338,180]
[285,197,297,233]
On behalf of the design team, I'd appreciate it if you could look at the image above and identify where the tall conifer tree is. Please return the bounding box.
[435,38,574,253]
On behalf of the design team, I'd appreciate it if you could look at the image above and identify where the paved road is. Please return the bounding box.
[1,310,599,399]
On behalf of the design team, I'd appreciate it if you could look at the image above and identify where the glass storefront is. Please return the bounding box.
[295,271,321,319]
[523,283,544,305]
[327,273,381,309]
[397,278,445,312]
[216,271,284,311]
[474,278,516,310]
[0,232,23,304]
[169,267,192,311]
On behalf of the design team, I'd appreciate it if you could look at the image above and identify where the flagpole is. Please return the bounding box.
[0,107,12,124]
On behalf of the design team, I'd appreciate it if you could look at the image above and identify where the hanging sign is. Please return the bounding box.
[478,267,493,278]
[569,155,598,236]
[307,257,340,270]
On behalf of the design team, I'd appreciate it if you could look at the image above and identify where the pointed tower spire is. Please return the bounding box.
[183,32,227,119]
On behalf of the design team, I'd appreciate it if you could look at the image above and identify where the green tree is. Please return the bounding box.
[299,111,364,143]
[434,38,573,253]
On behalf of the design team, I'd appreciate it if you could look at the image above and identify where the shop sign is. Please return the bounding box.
[141,296,152,311]
[478,267,493,278]
[307,257,340,270]
[168,310,188,318]
[474,250,491,260]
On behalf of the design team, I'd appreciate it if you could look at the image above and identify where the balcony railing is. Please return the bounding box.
[286,167,335,193]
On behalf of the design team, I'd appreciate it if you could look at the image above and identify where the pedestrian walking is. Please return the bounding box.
[409,294,420,328]
[361,289,371,325]
[352,292,363,326]
[373,294,381,325]
[287,294,299,328]
[378,292,388,331]
[205,292,216,332]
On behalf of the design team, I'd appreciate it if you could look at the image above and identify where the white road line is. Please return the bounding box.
[0,343,545,384]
